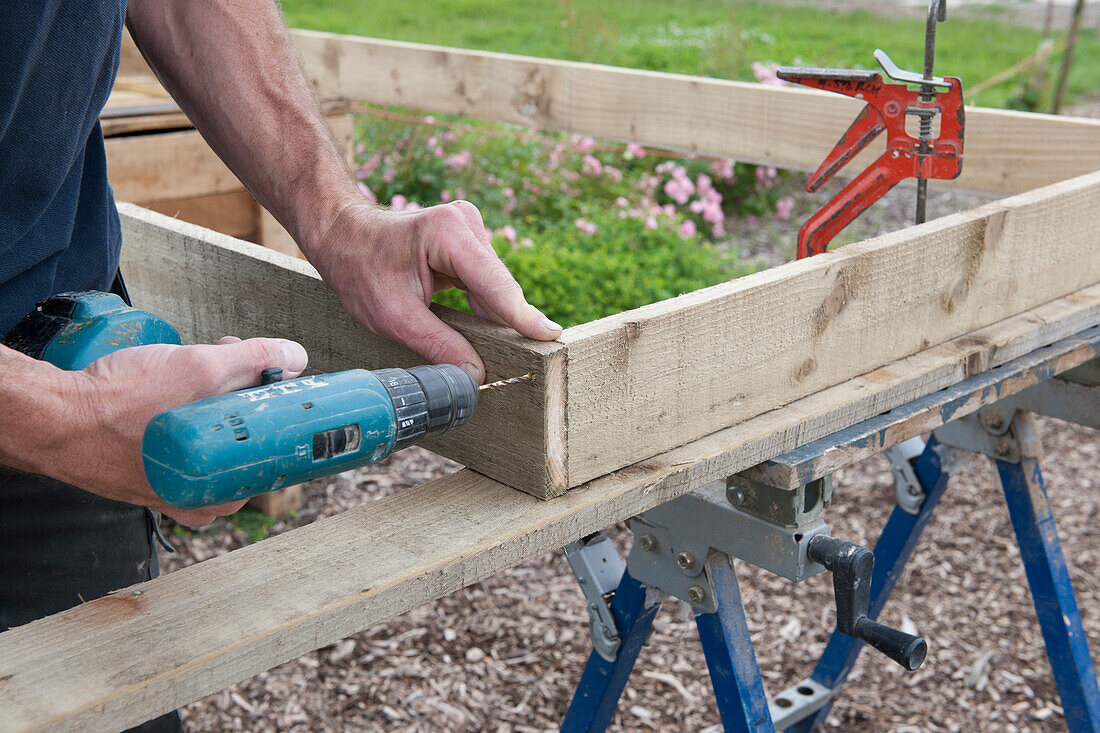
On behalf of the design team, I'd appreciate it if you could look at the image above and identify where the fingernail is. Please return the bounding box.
[280,341,309,374]
[541,316,563,333]
[459,361,484,383]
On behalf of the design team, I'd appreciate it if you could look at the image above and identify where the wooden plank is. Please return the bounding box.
[290,30,1100,196]
[740,325,1100,490]
[103,102,351,203]
[144,191,259,241]
[2,286,1099,732]
[105,129,246,203]
[117,204,567,498]
[558,171,1100,488]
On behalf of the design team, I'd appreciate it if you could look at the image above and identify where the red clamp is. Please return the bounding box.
[777,51,964,258]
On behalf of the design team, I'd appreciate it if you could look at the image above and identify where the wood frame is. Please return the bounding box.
[2,30,1100,730]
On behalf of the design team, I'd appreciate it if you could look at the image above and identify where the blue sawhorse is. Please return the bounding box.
[562,330,1100,732]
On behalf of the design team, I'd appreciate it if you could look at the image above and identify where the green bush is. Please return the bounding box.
[435,210,758,326]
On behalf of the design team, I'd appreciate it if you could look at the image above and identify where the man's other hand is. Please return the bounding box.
[63,337,309,527]
[306,199,562,383]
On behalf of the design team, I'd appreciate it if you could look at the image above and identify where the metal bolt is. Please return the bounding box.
[638,533,657,552]
[687,585,707,605]
[995,439,1012,458]
[726,487,746,506]
[983,412,1005,430]
[676,551,697,571]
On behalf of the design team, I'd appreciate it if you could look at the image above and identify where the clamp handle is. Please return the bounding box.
[807,535,927,671]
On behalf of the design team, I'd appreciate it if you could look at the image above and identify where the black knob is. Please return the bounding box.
[261,367,284,385]
[807,535,927,670]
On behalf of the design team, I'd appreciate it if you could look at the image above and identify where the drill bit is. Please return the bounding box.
[479,373,534,392]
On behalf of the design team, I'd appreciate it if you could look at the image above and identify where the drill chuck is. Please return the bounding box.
[375,365,478,451]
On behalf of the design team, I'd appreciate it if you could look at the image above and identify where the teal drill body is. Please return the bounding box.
[6,292,478,510]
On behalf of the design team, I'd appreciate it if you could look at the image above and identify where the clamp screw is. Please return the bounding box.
[687,585,707,605]
[676,551,697,571]
[726,487,747,506]
[995,439,1012,458]
[983,412,1005,430]
[638,533,657,552]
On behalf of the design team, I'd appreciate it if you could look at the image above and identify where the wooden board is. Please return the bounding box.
[117,204,567,498]
[121,169,1100,497]
[2,285,1099,732]
[556,170,1100,487]
[143,191,259,241]
[290,30,1100,196]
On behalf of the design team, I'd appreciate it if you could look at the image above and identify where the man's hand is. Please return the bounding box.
[5,338,309,528]
[306,199,562,383]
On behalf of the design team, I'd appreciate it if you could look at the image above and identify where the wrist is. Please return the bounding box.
[297,190,384,275]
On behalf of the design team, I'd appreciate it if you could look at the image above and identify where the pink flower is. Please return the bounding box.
[442,131,457,144]
[679,220,697,239]
[605,166,623,182]
[520,237,534,248]
[755,165,777,189]
[582,154,603,176]
[454,188,466,200]
[711,220,726,237]
[614,196,630,208]
[382,169,395,184]
[427,136,438,147]
[440,189,452,202]
[356,182,376,202]
[503,187,515,199]
[355,143,367,155]
[645,216,658,230]
[751,62,788,87]
[774,196,795,221]
[574,217,598,235]
[424,115,436,125]
[446,150,472,169]
[357,154,381,178]
[433,146,445,159]
[571,134,596,154]
[696,173,713,196]
[499,225,518,244]
[390,194,407,211]
[625,142,647,159]
[663,176,695,205]
[710,158,735,181]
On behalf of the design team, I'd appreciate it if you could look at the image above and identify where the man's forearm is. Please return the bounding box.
[0,346,87,478]
[126,0,363,254]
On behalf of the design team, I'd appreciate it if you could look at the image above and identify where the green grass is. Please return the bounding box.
[280,0,1100,109]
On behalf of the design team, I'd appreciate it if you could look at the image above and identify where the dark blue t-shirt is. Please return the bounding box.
[0,1,126,335]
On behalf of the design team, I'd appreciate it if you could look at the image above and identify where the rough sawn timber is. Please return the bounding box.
[558,170,1100,487]
[290,30,1100,196]
[3,285,1100,732]
[117,204,567,498]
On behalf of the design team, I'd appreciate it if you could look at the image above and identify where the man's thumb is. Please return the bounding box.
[213,338,309,392]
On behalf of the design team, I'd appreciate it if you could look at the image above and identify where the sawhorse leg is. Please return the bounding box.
[994,418,1100,732]
[563,558,774,732]
[562,572,661,732]
[695,557,774,732]
[790,436,951,732]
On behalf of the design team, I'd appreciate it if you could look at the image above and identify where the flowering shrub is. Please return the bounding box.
[352,108,792,326]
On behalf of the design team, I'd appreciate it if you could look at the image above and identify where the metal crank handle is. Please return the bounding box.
[807,534,928,671]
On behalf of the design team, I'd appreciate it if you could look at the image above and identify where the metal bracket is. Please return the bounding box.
[934,409,1021,463]
[626,481,830,612]
[769,677,835,729]
[884,436,926,514]
[564,533,625,662]
[726,474,833,528]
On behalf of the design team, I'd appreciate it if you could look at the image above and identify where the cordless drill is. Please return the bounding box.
[4,291,478,509]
